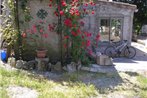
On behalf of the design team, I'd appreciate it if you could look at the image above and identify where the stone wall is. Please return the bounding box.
[18,0,136,59]
[19,0,60,59]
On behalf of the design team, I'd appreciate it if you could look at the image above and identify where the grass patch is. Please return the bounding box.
[1,66,147,98]
[137,75,147,98]
[0,87,9,98]
[0,67,98,98]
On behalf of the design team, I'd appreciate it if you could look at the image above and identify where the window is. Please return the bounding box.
[99,17,123,42]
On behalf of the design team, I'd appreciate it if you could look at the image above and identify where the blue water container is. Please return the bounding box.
[1,50,7,62]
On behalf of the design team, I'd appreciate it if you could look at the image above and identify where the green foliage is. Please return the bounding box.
[1,25,18,46]
[0,0,18,47]
[0,88,9,98]
[114,0,147,33]
[19,0,32,23]
[20,0,28,10]
[21,42,36,61]
[51,1,94,64]
[137,75,147,98]
[0,67,99,98]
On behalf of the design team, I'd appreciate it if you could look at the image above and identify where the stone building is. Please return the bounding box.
[82,0,136,45]
[0,0,137,59]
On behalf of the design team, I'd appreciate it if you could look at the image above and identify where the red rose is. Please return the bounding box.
[86,40,91,47]
[22,32,27,38]
[64,35,69,39]
[61,1,67,7]
[59,10,64,16]
[48,4,52,8]
[91,10,95,14]
[64,19,72,27]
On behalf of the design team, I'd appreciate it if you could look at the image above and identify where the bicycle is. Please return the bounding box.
[104,40,136,58]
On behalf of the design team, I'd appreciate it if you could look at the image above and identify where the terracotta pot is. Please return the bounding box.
[36,49,47,58]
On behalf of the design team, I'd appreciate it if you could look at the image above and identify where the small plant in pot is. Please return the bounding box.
[31,20,48,58]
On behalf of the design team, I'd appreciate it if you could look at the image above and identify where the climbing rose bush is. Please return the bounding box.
[49,0,99,63]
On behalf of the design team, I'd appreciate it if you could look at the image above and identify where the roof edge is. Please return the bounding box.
[96,0,137,10]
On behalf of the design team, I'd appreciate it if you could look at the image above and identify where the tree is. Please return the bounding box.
[114,0,147,34]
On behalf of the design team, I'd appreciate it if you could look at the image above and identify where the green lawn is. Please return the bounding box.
[137,75,147,98]
[0,67,147,98]
[0,68,98,98]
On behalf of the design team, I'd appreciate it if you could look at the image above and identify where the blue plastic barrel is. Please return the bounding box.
[1,50,7,62]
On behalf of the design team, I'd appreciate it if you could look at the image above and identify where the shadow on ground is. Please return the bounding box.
[113,46,147,64]
[27,67,124,94]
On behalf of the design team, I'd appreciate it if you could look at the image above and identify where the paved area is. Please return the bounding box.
[137,35,147,47]
[113,42,147,72]
[81,42,147,74]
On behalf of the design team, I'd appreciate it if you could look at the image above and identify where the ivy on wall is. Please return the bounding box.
[0,0,18,46]
[0,0,32,59]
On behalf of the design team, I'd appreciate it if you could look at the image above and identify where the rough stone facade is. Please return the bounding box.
[1,0,136,59]
[19,0,136,59]
[19,0,60,59]
[82,0,136,44]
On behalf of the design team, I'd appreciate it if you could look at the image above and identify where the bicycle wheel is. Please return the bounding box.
[104,46,115,57]
[124,46,136,59]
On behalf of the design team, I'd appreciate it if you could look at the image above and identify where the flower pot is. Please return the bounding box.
[36,49,47,58]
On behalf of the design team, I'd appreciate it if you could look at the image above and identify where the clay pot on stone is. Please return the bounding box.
[36,49,47,58]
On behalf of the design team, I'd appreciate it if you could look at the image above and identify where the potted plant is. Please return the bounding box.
[32,20,48,58]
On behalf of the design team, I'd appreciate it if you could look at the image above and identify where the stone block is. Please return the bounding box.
[104,57,113,65]
[81,67,90,71]
[52,62,62,71]
[66,62,76,73]
[90,67,99,72]
[35,58,49,71]
[7,57,16,67]
[96,55,107,65]
[96,55,113,66]
[16,60,24,69]
[22,60,37,70]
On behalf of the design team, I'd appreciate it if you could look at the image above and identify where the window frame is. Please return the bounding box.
[98,16,124,42]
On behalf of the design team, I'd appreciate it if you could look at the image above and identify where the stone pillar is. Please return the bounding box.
[123,15,132,44]
[35,57,49,71]
[129,12,134,44]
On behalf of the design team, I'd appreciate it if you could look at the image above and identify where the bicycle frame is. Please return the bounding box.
[115,41,128,52]
[111,40,128,52]
[105,40,136,58]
